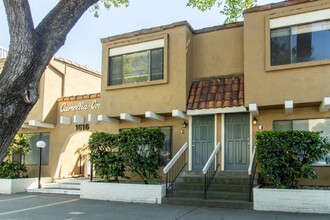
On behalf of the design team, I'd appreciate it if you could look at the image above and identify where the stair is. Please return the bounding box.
[27,178,88,195]
[162,171,253,209]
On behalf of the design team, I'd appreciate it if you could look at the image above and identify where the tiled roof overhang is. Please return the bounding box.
[187,76,244,110]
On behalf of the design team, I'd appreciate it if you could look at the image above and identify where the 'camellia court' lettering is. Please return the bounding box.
[60,100,101,112]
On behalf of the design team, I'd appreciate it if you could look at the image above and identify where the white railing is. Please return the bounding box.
[248,146,256,175]
[202,142,221,174]
[163,142,188,174]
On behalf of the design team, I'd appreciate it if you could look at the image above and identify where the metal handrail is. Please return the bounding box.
[163,142,188,197]
[249,146,258,201]
[202,142,221,198]
[248,147,256,175]
[163,142,188,174]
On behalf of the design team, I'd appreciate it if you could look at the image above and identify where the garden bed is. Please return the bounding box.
[253,185,330,214]
[80,181,166,204]
[0,177,52,194]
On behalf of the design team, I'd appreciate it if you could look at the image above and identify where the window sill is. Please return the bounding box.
[105,78,168,90]
[266,59,330,72]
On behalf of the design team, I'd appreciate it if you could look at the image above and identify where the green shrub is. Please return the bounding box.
[256,130,330,189]
[88,128,165,184]
[118,128,165,184]
[0,161,27,179]
[88,132,126,182]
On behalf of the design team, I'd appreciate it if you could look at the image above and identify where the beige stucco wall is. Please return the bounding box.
[244,0,330,107]
[192,26,244,79]
[25,57,101,124]
[101,25,189,117]
[21,96,189,179]
[63,65,101,96]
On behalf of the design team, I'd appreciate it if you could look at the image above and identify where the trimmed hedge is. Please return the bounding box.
[256,130,330,189]
[89,128,165,184]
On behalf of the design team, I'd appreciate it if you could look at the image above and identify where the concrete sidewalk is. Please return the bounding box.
[0,193,328,219]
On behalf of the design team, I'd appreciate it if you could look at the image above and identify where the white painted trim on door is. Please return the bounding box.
[188,116,192,171]
[214,114,218,170]
[221,114,225,171]
[250,114,253,170]
[187,106,246,116]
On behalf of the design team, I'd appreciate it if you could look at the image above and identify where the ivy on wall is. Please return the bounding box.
[256,130,330,189]
[89,128,165,184]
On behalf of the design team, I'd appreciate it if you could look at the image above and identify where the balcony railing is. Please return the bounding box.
[163,142,188,197]
[202,142,221,199]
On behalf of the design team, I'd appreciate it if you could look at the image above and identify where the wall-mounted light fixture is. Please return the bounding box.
[182,121,188,128]
[252,117,258,125]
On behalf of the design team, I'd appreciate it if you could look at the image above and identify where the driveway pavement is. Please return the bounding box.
[0,193,328,220]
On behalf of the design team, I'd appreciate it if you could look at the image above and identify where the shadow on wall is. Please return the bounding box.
[55,131,92,179]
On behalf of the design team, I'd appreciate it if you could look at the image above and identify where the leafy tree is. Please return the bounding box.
[0,0,128,163]
[6,134,31,161]
[0,134,30,179]
[0,0,257,163]
[187,0,257,24]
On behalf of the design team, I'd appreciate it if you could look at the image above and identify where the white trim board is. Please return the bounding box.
[109,39,164,57]
[270,8,330,29]
[187,106,247,116]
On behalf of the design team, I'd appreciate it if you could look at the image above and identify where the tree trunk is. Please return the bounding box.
[0,0,98,162]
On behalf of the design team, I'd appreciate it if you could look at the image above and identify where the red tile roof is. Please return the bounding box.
[57,93,100,102]
[187,76,244,110]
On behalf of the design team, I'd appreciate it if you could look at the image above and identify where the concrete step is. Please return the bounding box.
[27,188,80,195]
[26,178,87,195]
[168,190,204,199]
[206,191,249,201]
[54,178,88,184]
[162,197,253,210]
[41,183,81,190]
[173,182,249,192]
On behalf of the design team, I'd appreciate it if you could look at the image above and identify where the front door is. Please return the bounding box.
[192,115,214,170]
[225,113,250,170]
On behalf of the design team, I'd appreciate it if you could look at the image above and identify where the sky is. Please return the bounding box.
[0,0,281,72]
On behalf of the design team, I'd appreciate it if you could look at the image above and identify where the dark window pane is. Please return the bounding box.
[151,48,164,81]
[292,21,330,63]
[25,133,50,165]
[271,20,330,66]
[123,51,149,84]
[273,120,292,130]
[271,28,291,65]
[109,56,123,86]
[159,127,172,166]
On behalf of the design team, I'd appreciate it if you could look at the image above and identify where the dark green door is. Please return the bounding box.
[192,115,214,170]
[225,113,250,170]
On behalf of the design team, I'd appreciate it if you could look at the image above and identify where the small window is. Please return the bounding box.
[159,127,172,166]
[273,119,330,165]
[108,48,164,86]
[271,20,330,66]
[24,133,50,165]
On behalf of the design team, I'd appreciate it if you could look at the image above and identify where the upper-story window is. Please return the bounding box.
[108,39,165,86]
[267,8,330,69]
[271,20,330,66]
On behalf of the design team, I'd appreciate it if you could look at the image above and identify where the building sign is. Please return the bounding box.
[60,100,101,112]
